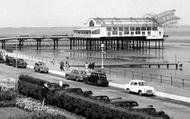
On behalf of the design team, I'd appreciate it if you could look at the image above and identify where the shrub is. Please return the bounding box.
[19,74,46,86]
[0,91,16,101]
[0,91,16,107]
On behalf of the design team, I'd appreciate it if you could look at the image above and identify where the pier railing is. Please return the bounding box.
[105,68,190,90]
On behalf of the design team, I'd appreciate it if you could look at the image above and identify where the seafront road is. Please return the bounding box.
[1,62,190,119]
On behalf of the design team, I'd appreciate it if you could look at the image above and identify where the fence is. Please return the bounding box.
[105,68,190,90]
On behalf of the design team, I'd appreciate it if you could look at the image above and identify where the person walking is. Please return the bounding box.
[85,62,89,69]
[60,61,64,71]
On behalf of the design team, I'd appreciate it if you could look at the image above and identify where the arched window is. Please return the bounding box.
[89,20,94,27]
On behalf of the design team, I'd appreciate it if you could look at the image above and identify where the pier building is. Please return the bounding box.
[71,9,180,50]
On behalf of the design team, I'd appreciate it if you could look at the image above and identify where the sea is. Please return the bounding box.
[1,26,190,86]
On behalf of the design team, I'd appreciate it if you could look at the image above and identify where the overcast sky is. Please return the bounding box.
[0,0,189,27]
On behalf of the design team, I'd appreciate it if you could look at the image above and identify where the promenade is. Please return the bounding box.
[4,51,190,104]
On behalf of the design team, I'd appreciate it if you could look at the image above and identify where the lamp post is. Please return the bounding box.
[101,43,104,69]
[15,38,17,68]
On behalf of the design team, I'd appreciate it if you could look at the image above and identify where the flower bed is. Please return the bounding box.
[16,97,85,119]
[16,97,65,116]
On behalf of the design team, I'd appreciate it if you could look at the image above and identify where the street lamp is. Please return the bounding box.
[15,38,17,68]
[101,43,104,69]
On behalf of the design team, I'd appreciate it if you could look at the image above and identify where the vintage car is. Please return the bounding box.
[65,69,87,82]
[90,95,139,109]
[124,80,155,96]
[5,56,15,66]
[84,69,109,86]
[12,58,27,68]
[34,62,49,73]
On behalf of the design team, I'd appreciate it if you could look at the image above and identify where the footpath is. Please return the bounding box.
[4,51,190,104]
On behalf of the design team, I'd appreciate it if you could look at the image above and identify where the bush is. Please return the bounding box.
[0,91,16,107]
[18,80,45,100]
[0,91,16,101]
[19,74,46,86]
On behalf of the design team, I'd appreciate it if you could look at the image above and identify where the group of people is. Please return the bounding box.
[60,60,70,71]
[85,62,95,69]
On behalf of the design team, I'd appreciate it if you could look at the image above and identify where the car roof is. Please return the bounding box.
[111,100,138,104]
[36,62,45,64]
[130,80,145,83]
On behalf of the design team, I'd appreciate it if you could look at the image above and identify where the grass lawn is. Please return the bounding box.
[0,107,29,119]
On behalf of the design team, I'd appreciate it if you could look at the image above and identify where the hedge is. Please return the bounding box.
[19,74,46,86]
[18,80,45,101]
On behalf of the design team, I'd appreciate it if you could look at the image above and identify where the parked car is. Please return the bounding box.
[48,82,70,89]
[90,95,121,103]
[65,69,87,82]
[90,95,138,109]
[84,69,109,86]
[111,100,139,109]
[12,58,27,68]
[5,56,15,66]
[64,88,92,97]
[34,62,49,73]
[124,80,155,96]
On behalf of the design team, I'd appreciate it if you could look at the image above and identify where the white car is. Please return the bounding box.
[124,80,155,96]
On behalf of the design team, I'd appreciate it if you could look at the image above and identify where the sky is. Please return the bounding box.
[0,0,189,27]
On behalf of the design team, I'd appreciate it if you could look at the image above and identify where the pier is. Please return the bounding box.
[67,62,180,70]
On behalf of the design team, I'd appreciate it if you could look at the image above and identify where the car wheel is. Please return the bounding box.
[125,88,130,93]
[138,90,143,96]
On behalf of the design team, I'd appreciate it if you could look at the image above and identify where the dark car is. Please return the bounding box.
[5,56,15,66]
[90,95,138,109]
[64,88,92,97]
[90,95,112,103]
[84,69,109,86]
[65,69,87,82]
[111,100,139,109]
[47,82,70,91]
[12,58,27,68]
[34,62,49,73]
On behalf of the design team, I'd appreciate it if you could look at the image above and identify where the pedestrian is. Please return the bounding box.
[65,61,70,70]
[42,82,49,106]
[91,62,95,69]
[60,61,64,71]
[85,62,89,69]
